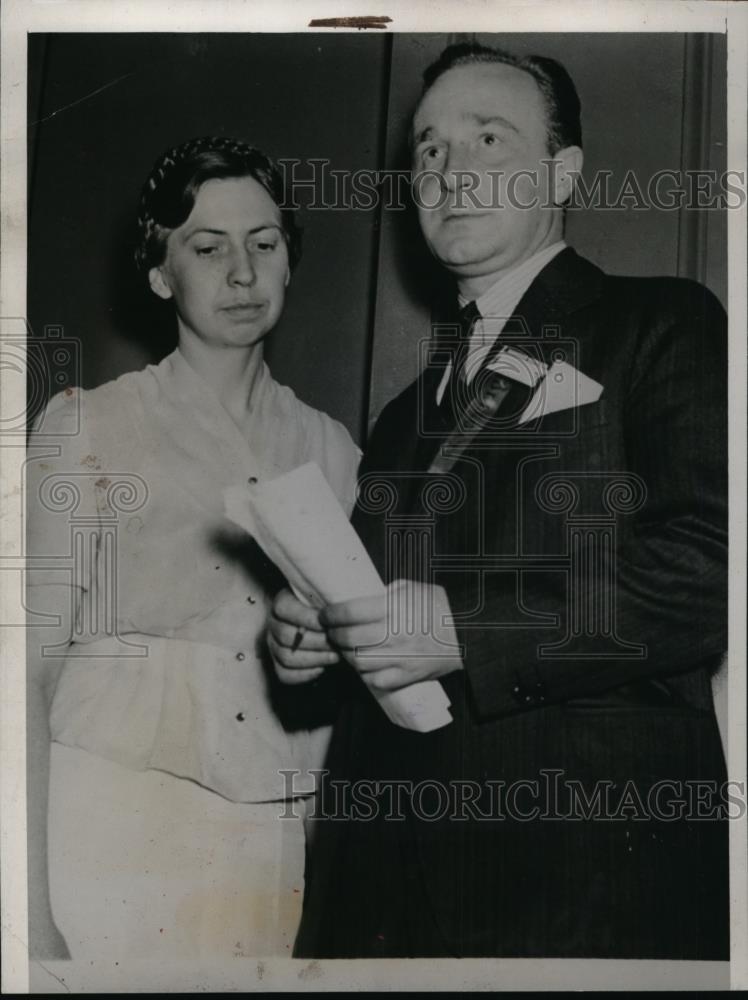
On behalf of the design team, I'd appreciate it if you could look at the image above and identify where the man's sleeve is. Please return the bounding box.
[448,280,728,718]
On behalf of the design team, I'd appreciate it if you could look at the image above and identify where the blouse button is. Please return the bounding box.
[247,476,258,485]
[236,712,246,722]
[236,651,246,662]
[247,595,256,604]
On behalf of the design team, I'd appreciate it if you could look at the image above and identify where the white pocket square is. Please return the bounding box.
[517,360,603,424]
[485,349,603,424]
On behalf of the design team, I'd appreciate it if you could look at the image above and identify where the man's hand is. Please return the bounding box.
[268,588,341,684]
[320,579,463,692]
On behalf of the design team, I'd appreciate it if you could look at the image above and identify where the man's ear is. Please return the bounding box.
[551,146,584,206]
[284,266,291,289]
[149,266,173,301]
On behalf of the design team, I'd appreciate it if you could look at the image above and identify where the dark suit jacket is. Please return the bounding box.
[295,248,729,960]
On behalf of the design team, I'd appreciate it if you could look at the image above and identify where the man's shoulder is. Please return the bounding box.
[577,256,725,320]
[603,269,721,300]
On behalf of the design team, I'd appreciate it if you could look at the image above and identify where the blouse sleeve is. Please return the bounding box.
[26,388,101,593]
[304,408,361,518]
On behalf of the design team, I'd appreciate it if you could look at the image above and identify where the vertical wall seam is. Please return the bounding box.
[360,32,394,446]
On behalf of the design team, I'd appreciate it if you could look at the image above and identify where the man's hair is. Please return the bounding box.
[135,135,302,273]
[421,43,582,155]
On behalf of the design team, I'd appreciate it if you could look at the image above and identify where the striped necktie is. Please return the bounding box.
[443,299,481,422]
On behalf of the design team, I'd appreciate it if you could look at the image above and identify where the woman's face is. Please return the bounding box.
[149,175,290,350]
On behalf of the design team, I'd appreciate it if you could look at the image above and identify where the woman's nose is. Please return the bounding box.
[228,248,256,285]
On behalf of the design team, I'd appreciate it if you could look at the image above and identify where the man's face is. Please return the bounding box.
[149,175,290,350]
[412,62,561,286]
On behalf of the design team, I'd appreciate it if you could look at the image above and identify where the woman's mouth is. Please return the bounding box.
[222,302,265,316]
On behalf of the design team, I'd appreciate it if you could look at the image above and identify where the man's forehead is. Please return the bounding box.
[412,62,544,135]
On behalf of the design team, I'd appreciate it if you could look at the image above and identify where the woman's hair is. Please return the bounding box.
[135,136,302,273]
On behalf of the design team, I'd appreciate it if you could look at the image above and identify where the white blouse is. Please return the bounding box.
[26,348,360,802]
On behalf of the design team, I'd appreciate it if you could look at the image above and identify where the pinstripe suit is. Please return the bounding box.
[295,248,729,959]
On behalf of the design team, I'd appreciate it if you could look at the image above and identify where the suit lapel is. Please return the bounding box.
[409,351,453,476]
[402,249,606,507]
[480,247,604,371]
[460,248,605,437]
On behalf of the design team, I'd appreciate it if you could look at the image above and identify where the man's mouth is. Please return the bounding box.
[441,210,492,223]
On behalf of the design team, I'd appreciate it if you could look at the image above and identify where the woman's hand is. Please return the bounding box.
[268,588,340,684]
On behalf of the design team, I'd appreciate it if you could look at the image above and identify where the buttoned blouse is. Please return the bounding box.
[26,348,361,802]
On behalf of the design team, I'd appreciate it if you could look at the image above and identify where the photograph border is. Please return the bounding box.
[2,0,746,992]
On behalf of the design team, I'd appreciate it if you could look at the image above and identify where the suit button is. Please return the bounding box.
[247,476,258,485]
[236,651,246,662]
[511,680,547,706]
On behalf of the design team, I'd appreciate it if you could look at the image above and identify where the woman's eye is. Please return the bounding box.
[252,239,278,253]
[424,145,444,161]
[481,133,500,147]
[195,245,218,257]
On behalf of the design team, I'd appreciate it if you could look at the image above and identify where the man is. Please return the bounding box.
[269,44,728,958]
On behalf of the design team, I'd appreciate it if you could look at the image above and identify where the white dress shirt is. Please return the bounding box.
[436,241,566,404]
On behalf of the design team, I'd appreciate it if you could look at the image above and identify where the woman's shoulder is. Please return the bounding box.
[267,373,358,453]
[33,365,157,453]
[264,372,361,512]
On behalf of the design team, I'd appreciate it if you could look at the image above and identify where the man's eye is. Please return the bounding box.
[481,133,501,147]
[252,240,278,253]
[425,146,444,161]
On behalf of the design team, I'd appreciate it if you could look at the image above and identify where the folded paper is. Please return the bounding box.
[224,462,453,733]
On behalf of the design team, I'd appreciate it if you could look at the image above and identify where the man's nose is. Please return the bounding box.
[228,247,256,285]
[442,144,474,192]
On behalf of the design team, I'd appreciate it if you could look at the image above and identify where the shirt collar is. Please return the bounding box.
[458,240,567,319]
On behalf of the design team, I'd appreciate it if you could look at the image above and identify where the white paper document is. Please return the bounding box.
[224,462,453,732]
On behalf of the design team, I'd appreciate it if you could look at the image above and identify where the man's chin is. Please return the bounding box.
[432,244,501,275]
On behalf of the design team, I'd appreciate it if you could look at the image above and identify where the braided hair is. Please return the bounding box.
[135,136,302,274]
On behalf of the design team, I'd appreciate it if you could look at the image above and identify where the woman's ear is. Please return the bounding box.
[149,266,173,301]
[284,267,291,289]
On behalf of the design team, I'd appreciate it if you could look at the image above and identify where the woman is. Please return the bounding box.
[26,136,359,960]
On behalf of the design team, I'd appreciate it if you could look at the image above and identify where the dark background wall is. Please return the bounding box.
[28,32,726,440]
[28,33,390,442]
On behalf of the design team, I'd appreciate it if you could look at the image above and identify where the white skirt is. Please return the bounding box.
[48,742,307,960]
